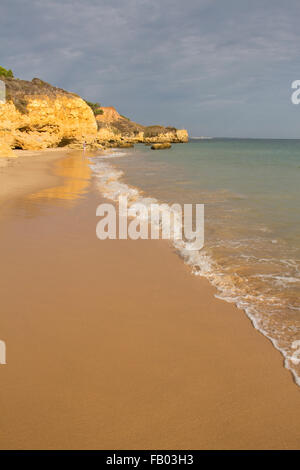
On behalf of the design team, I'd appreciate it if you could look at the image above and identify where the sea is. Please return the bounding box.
[90,138,300,385]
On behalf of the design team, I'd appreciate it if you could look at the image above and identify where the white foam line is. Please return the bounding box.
[90,150,300,388]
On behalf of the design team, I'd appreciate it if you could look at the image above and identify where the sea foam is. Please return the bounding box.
[90,149,300,387]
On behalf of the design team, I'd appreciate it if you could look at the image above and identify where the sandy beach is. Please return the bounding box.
[0,150,299,449]
[0,149,67,206]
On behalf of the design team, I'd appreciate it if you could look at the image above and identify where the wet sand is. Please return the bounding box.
[0,151,299,449]
[0,149,67,205]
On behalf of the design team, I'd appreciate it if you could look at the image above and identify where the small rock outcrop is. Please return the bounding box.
[151,143,172,150]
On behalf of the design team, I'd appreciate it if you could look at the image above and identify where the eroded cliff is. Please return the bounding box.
[96,106,188,146]
[0,77,188,158]
[0,77,98,156]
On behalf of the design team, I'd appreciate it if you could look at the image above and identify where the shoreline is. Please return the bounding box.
[0,150,299,449]
[90,147,300,387]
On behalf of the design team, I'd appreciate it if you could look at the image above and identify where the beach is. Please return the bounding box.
[0,149,299,449]
[0,149,67,206]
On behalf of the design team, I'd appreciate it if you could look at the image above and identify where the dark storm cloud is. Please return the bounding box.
[1,0,300,137]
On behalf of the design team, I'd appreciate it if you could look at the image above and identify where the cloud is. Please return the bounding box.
[1,0,300,136]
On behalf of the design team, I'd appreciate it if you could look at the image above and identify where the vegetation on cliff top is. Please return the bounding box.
[84,100,104,116]
[0,66,14,78]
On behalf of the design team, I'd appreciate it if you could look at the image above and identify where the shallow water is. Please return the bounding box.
[90,139,300,385]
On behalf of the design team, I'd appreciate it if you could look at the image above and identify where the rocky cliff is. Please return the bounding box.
[0,77,188,158]
[0,77,98,156]
[96,106,188,146]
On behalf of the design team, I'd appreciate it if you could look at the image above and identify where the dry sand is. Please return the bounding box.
[0,150,299,449]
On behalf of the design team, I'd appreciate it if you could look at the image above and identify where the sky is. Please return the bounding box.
[1,0,300,138]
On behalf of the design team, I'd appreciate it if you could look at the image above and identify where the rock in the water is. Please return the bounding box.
[117,142,134,148]
[150,143,172,150]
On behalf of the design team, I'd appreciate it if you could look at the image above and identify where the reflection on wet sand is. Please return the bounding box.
[29,151,92,203]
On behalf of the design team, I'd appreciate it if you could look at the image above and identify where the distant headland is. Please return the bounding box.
[0,67,188,158]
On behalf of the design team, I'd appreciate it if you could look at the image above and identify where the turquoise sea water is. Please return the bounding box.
[91,139,300,385]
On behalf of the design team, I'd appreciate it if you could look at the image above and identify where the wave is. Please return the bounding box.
[90,149,300,387]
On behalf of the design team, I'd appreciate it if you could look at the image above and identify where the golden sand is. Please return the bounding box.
[0,151,299,449]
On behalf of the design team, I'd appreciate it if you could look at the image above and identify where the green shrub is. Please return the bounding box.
[0,66,14,78]
[84,100,103,116]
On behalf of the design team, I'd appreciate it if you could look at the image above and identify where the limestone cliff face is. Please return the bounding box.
[0,77,97,155]
[96,106,122,123]
[96,106,188,146]
[96,106,144,145]
[0,78,188,158]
